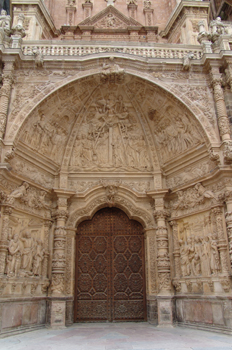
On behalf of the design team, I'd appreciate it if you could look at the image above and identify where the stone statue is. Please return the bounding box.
[32,239,45,276]
[210,236,220,275]
[8,182,29,203]
[7,234,22,277]
[179,240,190,276]
[20,231,35,276]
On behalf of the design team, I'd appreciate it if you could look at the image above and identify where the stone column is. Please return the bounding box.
[170,220,181,278]
[0,59,14,138]
[0,205,12,275]
[50,200,68,328]
[224,191,232,269]
[210,66,231,142]
[42,220,52,280]
[147,189,173,326]
[211,206,230,275]
[49,190,74,328]
[145,227,158,324]
[154,208,171,295]
[51,209,68,295]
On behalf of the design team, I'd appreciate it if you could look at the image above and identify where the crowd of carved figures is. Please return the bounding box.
[70,92,152,171]
[5,231,45,278]
[149,107,202,162]
[22,114,70,163]
[179,234,221,277]
[0,182,49,279]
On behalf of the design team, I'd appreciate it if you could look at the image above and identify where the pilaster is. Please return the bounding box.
[0,58,14,139]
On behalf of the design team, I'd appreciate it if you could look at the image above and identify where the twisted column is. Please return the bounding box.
[0,60,14,138]
[211,206,229,275]
[170,220,181,278]
[0,205,12,275]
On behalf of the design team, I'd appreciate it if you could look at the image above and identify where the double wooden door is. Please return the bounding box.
[74,207,146,322]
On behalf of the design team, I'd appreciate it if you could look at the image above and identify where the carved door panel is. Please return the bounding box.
[75,208,146,322]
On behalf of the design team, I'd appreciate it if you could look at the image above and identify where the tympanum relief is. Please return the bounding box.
[69,88,153,172]
[21,113,71,164]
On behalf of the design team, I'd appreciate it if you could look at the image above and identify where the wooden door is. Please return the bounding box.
[74,207,146,322]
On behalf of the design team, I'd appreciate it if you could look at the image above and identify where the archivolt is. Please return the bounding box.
[6,60,217,145]
[67,194,154,229]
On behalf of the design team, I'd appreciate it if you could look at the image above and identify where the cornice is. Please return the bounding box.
[11,0,58,36]
[160,0,210,38]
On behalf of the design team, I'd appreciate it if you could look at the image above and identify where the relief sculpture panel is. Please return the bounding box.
[69,87,153,172]
[177,212,221,278]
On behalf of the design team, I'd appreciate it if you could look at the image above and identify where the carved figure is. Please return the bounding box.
[32,47,44,67]
[0,9,10,33]
[20,231,35,276]
[70,91,151,172]
[179,240,190,276]
[8,182,29,204]
[7,234,22,277]
[210,236,220,275]
[195,183,217,203]
[32,239,45,276]
[101,57,125,83]
[183,52,194,71]
[201,236,211,276]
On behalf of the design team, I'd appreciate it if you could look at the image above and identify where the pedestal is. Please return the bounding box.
[157,296,174,326]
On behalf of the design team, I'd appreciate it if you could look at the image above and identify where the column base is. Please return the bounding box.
[157,296,174,326]
[48,299,66,329]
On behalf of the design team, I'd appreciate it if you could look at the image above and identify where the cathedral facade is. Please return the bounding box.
[0,0,232,335]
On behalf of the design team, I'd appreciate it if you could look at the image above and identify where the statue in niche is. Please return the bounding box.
[210,235,220,275]
[32,239,45,276]
[179,239,190,276]
[70,92,152,172]
[20,231,35,276]
[6,234,22,277]
[30,114,46,149]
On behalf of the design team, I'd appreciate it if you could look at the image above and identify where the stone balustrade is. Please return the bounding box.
[21,42,203,59]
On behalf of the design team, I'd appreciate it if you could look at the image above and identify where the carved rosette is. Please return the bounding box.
[210,68,231,142]
[51,209,69,295]
[0,61,14,138]
[0,206,12,275]
[170,220,181,278]
[154,210,171,293]
[211,207,229,274]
